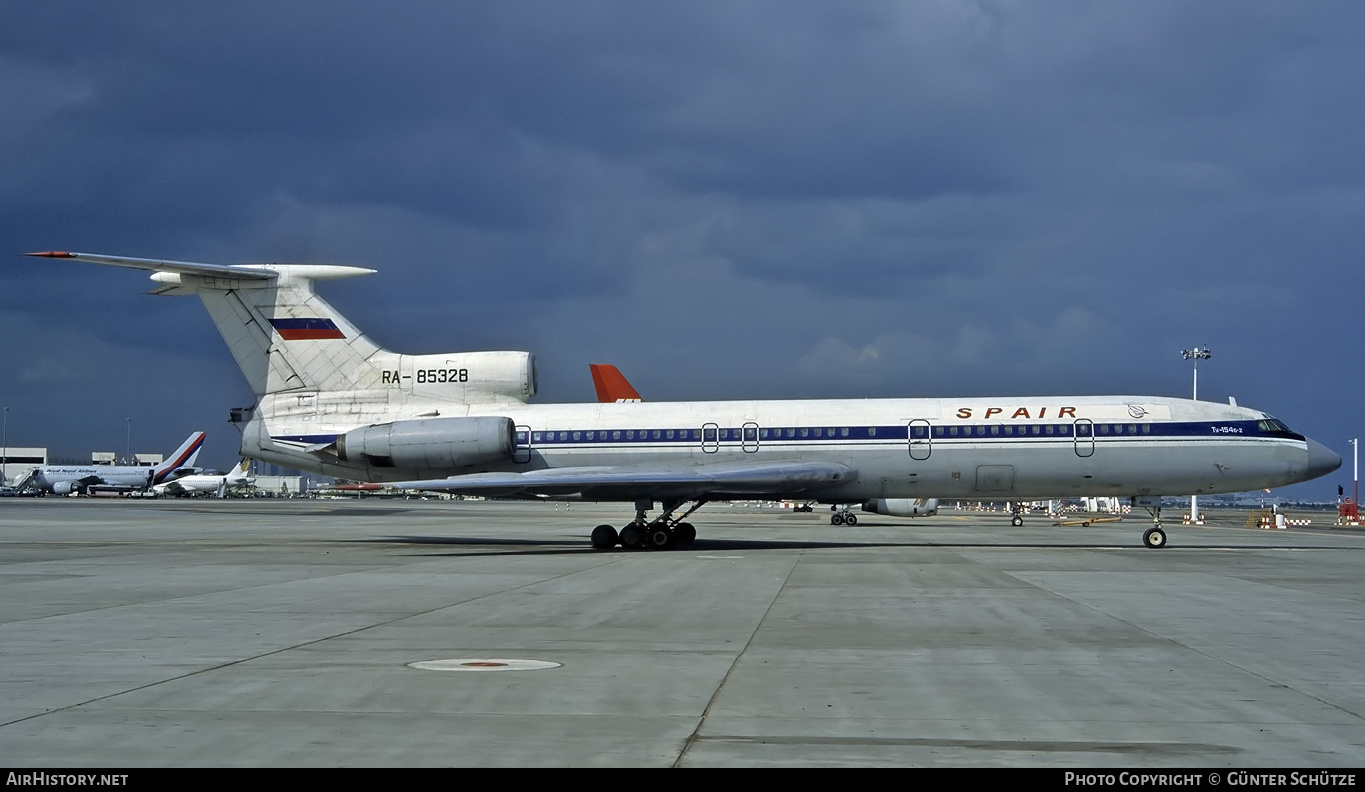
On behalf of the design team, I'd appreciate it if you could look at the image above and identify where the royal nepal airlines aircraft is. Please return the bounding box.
[29,251,1341,549]
[26,431,206,495]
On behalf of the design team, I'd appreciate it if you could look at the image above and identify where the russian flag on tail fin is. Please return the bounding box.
[269,317,346,340]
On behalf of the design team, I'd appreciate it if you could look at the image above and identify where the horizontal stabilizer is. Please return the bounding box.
[25,251,376,284]
[27,251,278,280]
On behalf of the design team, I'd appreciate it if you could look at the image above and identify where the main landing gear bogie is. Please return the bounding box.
[590,500,704,551]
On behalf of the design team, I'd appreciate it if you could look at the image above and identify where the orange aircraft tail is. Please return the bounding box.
[590,364,642,403]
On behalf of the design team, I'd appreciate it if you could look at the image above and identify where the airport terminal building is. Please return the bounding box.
[2,447,47,485]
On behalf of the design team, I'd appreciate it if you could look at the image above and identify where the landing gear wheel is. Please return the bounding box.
[619,523,643,549]
[590,524,618,550]
[648,526,674,549]
[674,522,696,544]
[1143,526,1167,549]
[831,513,846,525]
[843,513,857,526]
[1011,515,1024,527]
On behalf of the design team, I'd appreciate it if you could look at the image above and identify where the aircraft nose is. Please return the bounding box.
[1306,439,1343,481]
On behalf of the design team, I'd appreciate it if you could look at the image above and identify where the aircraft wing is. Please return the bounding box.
[387,459,855,500]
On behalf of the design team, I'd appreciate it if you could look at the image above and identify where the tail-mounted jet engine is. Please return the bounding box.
[333,416,515,471]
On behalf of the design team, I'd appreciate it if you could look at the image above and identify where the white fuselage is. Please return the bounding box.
[153,472,251,496]
[241,393,1315,502]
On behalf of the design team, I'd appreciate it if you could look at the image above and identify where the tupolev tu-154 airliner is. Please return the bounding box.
[28,251,1340,549]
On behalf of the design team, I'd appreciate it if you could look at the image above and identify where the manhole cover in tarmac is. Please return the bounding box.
[408,658,561,671]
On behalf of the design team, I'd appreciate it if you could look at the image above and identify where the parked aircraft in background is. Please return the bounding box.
[19,432,206,495]
[152,459,254,497]
[859,498,940,520]
[590,364,642,403]
[31,250,1341,549]
[822,497,941,525]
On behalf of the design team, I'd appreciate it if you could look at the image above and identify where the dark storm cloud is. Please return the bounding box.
[1,1,1361,500]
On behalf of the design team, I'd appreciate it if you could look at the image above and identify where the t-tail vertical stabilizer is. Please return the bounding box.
[28,252,538,476]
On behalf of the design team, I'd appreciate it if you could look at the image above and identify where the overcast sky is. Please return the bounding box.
[2,2,1359,500]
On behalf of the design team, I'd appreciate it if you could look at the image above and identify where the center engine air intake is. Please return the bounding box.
[334,416,515,470]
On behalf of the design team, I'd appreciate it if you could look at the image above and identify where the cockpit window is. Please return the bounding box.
[1258,418,1292,433]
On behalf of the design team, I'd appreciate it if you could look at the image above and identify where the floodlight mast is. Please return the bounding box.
[1348,436,1359,516]
[1181,346,1212,523]
[1181,345,1212,401]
